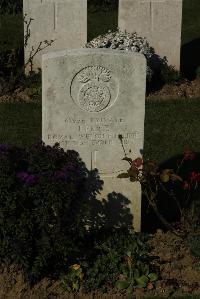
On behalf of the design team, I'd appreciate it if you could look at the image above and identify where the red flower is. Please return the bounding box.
[131,157,143,169]
[183,150,195,160]
[189,171,200,183]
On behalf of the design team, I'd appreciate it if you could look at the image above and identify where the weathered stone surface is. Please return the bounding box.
[42,49,146,231]
[23,0,87,72]
[118,0,182,69]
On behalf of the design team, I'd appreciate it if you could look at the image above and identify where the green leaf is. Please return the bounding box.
[115,280,130,290]
[133,268,140,279]
[142,264,149,276]
[127,284,133,294]
[135,275,149,288]
[148,273,158,282]
[72,282,79,291]
[117,173,130,178]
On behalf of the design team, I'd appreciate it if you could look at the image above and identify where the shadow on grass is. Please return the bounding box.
[181,38,200,80]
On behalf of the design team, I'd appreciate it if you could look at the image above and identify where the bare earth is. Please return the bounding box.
[0,229,200,299]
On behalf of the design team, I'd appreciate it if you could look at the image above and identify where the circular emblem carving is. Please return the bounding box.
[79,81,111,112]
[70,66,119,113]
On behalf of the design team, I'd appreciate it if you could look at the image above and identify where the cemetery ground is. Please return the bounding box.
[0,0,200,298]
[0,84,200,298]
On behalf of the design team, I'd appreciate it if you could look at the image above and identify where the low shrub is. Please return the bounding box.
[0,141,102,283]
[118,148,200,237]
[0,142,158,290]
[86,29,182,89]
[0,0,22,14]
[60,229,157,293]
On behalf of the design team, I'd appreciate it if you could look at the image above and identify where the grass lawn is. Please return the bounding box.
[144,99,200,163]
[0,13,23,50]
[181,0,200,45]
[0,102,41,147]
[1,99,200,164]
[0,0,200,163]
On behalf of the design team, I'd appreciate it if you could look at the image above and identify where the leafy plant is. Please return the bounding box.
[160,61,182,84]
[116,251,157,293]
[0,141,101,283]
[0,13,54,96]
[60,264,84,292]
[118,135,200,237]
[78,230,155,293]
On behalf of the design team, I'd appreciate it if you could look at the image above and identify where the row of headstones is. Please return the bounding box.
[24,0,182,72]
[29,0,182,232]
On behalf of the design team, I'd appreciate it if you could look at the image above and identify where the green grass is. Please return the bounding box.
[88,6,118,41]
[0,102,41,147]
[0,13,23,50]
[144,99,200,163]
[181,0,200,45]
[1,99,200,165]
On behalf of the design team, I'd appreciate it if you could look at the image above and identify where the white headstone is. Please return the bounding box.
[23,0,87,72]
[118,0,182,69]
[42,49,146,232]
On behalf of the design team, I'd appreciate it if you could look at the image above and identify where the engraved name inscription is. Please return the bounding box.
[47,117,142,147]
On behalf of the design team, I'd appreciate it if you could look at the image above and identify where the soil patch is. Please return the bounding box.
[147,78,200,101]
[0,229,200,299]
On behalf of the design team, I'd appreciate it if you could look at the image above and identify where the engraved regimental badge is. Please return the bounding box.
[70,66,119,113]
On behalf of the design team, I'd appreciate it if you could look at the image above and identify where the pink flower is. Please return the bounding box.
[189,171,200,183]
[131,157,143,169]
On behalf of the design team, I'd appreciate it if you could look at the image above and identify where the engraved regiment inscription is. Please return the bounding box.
[70,66,119,112]
[47,116,143,148]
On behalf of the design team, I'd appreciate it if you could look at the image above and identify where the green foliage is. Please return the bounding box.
[118,149,200,237]
[187,234,200,258]
[160,62,182,84]
[78,230,154,293]
[0,47,23,93]
[60,264,84,292]
[115,251,157,293]
[0,142,101,283]
[0,0,22,14]
[196,66,200,79]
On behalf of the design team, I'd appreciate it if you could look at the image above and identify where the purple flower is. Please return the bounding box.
[17,171,36,185]
[63,162,75,172]
[0,144,10,152]
[54,162,77,181]
[54,170,68,181]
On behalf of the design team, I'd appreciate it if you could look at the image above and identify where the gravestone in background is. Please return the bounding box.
[118,0,182,69]
[42,48,146,232]
[23,0,87,72]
